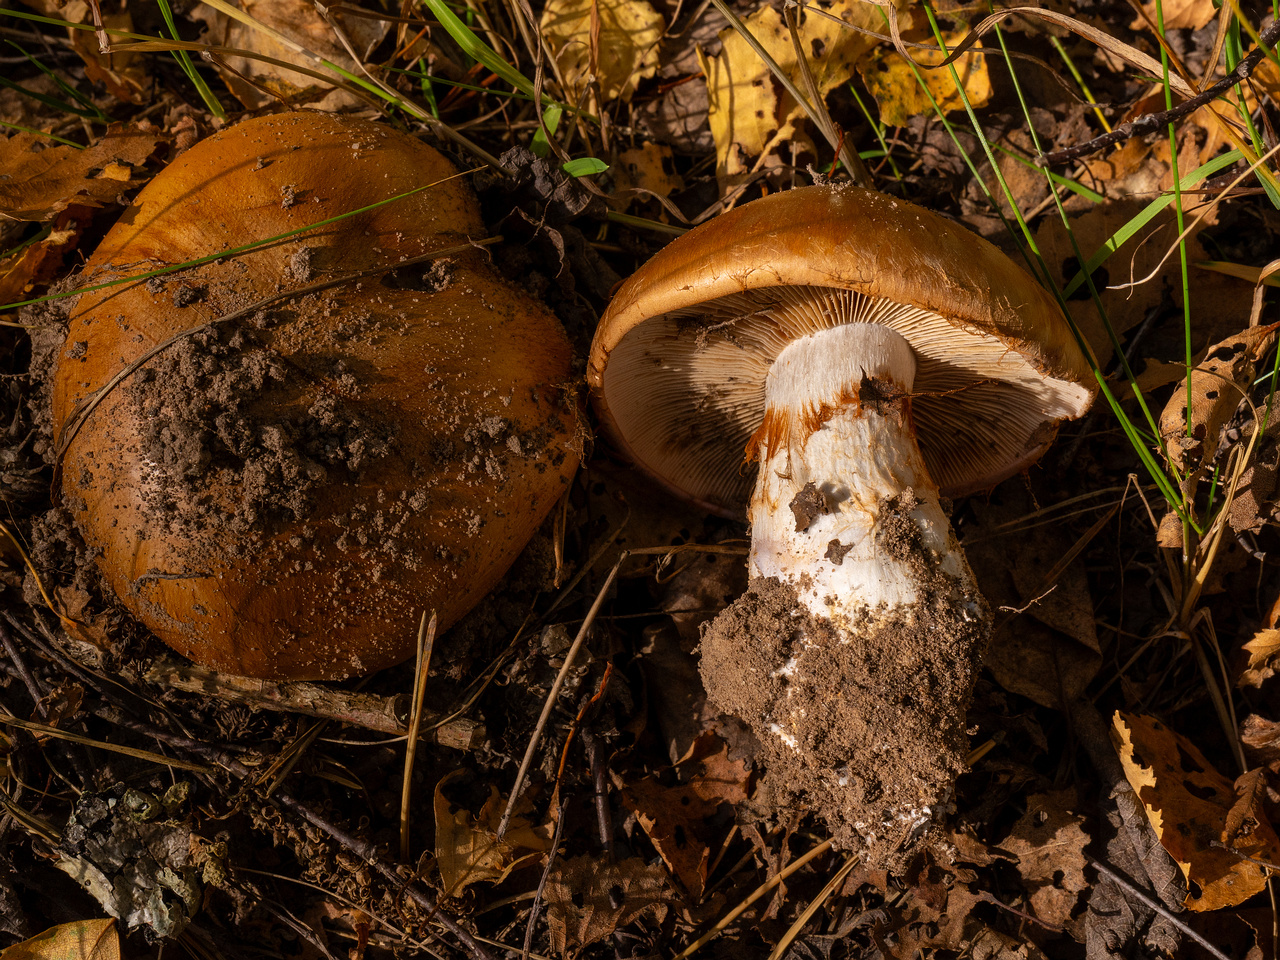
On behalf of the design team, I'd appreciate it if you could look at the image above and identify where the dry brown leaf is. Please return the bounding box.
[874,849,989,957]
[1228,460,1278,537]
[1034,204,1254,368]
[965,501,1102,710]
[1239,629,1280,688]
[71,12,148,104]
[0,220,84,305]
[1112,711,1280,910]
[1157,323,1280,474]
[859,31,991,127]
[543,856,672,956]
[0,918,119,960]
[996,791,1090,932]
[700,0,879,190]
[20,0,151,105]
[618,730,751,898]
[433,771,550,896]
[1241,715,1280,773]
[1225,769,1267,845]
[635,7,722,154]
[541,0,664,104]
[1239,632,1280,691]
[0,126,163,223]
[192,0,387,111]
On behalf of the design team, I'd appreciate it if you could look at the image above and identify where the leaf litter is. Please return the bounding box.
[2,0,1280,956]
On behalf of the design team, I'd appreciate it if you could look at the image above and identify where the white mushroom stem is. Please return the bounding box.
[748,322,983,630]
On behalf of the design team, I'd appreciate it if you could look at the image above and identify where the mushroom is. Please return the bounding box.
[588,184,1096,862]
[53,112,580,680]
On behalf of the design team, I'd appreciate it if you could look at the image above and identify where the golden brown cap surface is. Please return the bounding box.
[54,112,579,680]
[588,184,1096,514]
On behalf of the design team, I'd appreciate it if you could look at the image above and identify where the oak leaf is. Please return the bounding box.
[1112,711,1280,910]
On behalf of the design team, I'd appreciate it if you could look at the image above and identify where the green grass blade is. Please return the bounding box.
[155,0,226,119]
[0,119,83,147]
[1061,151,1243,299]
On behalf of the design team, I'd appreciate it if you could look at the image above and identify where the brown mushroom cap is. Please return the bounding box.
[588,184,1096,516]
[53,112,580,680]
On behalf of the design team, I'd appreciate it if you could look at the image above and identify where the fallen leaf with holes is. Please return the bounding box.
[613,142,684,205]
[0,918,119,960]
[964,500,1102,710]
[192,0,387,111]
[859,31,990,127]
[0,126,163,223]
[1112,711,1280,910]
[1239,629,1280,688]
[618,730,752,898]
[997,791,1089,933]
[700,0,880,190]
[1157,323,1280,475]
[433,771,551,896]
[1131,0,1216,31]
[1034,204,1254,368]
[543,856,672,955]
[541,0,664,105]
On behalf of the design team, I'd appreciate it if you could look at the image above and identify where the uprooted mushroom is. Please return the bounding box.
[589,184,1096,864]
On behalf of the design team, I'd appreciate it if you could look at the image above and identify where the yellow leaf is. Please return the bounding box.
[1112,712,1280,911]
[1131,0,1216,31]
[541,0,664,104]
[614,142,684,200]
[859,31,991,127]
[1241,628,1280,687]
[433,771,550,897]
[701,0,880,186]
[0,919,119,960]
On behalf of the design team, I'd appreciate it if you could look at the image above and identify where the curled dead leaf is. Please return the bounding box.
[433,770,551,897]
[1239,628,1280,688]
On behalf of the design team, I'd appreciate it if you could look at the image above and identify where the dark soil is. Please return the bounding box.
[126,321,393,549]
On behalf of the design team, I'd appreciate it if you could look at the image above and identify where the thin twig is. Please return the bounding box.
[0,620,46,716]
[497,552,626,840]
[522,798,569,960]
[1088,857,1231,960]
[1039,19,1280,166]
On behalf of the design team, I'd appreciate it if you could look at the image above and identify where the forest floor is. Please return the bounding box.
[2,0,1280,957]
